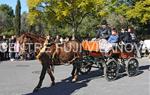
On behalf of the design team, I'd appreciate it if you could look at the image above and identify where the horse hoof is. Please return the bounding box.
[71,78,77,83]
[51,82,55,86]
[33,88,39,92]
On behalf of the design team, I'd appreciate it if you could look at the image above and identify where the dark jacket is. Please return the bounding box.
[130,32,137,43]
[96,27,111,39]
[9,38,16,51]
[119,31,138,43]
[119,32,132,43]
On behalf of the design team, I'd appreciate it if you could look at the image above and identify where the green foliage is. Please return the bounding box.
[27,0,106,35]
[126,0,150,23]
[107,13,129,31]
[21,12,29,32]
[0,4,14,36]
[15,0,21,35]
[113,0,150,35]
[1,0,149,37]
[78,16,99,37]
[0,4,14,17]
[1,30,15,36]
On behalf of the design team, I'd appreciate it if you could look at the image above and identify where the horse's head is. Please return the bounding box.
[17,32,47,59]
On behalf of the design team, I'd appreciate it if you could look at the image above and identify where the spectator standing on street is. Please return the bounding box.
[1,36,9,61]
[65,36,70,42]
[46,35,54,44]
[9,35,16,61]
[55,35,60,43]
[15,40,20,60]
[0,37,2,61]
[45,35,53,47]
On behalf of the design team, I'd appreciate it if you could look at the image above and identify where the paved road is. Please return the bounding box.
[0,58,149,95]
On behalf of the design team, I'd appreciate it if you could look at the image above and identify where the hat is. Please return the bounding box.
[101,20,108,25]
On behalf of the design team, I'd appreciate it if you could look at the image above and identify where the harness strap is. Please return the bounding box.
[36,39,48,59]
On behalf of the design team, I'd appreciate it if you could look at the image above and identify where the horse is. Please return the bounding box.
[17,32,46,60]
[18,33,82,92]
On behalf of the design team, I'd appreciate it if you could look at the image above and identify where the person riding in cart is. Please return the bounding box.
[96,20,111,40]
[108,28,119,44]
[94,20,112,53]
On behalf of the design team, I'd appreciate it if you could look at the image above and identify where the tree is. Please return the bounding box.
[27,0,106,36]
[27,0,150,36]
[114,0,150,35]
[21,12,29,32]
[0,4,14,35]
[0,4,14,17]
[15,0,21,36]
[113,0,150,24]
[126,0,150,23]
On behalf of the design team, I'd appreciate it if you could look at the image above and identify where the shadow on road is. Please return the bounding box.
[24,65,148,95]
[25,80,89,95]
[139,65,150,71]
[24,70,103,95]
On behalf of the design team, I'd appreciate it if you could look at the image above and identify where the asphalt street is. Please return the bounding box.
[0,57,149,95]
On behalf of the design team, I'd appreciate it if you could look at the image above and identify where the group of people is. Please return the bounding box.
[95,20,141,57]
[0,35,20,61]
[0,20,141,61]
[0,34,75,61]
[96,20,137,44]
[46,34,76,44]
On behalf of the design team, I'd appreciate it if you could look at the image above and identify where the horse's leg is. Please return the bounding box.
[47,65,55,86]
[33,62,48,92]
[72,62,80,82]
[71,64,76,78]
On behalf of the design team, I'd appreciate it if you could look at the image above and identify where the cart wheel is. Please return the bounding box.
[126,58,139,77]
[79,61,92,75]
[104,59,119,81]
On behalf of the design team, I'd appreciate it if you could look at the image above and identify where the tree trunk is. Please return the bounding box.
[147,21,150,35]
[72,25,78,37]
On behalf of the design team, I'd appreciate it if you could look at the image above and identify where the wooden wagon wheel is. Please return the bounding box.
[79,60,92,75]
[97,58,106,74]
[104,59,119,81]
[126,58,139,77]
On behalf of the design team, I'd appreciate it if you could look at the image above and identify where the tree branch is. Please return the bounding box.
[64,17,73,26]
[78,12,89,25]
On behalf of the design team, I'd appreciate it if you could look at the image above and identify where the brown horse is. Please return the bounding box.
[34,40,82,92]
[18,33,82,92]
[17,32,46,59]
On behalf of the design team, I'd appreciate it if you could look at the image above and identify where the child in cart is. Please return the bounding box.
[98,28,119,53]
[108,28,119,44]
